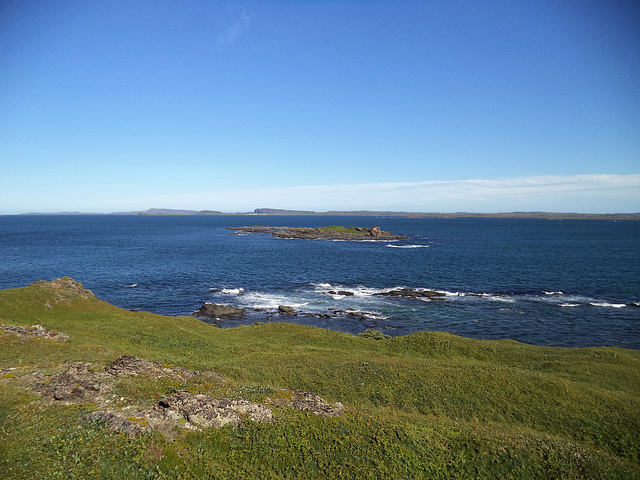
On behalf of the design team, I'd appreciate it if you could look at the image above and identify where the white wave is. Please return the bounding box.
[560,303,580,307]
[543,291,564,295]
[220,288,244,295]
[386,244,430,248]
[125,283,138,288]
[489,296,516,303]
[239,291,310,310]
[589,302,626,308]
[435,289,465,297]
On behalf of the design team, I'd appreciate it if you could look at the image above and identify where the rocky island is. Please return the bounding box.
[228,225,407,240]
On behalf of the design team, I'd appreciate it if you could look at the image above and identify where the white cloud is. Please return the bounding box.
[5,174,638,214]
[151,174,640,213]
[216,7,252,48]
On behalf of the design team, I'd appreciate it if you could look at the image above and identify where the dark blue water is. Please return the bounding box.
[1,215,639,349]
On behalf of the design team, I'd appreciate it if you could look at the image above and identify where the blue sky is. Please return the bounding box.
[1,0,639,214]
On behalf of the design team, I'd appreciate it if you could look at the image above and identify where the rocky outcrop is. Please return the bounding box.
[278,305,295,314]
[3,354,344,437]
[328,290,355,296]
[105,354,222,380]
[194,303,245,318]
[158,392,273,428]
[31,362,112,403]
[228,226,407,240]
[267,389,344,418]
[1,324,70,342]
[374,288,446,300]
[30,277,96,302]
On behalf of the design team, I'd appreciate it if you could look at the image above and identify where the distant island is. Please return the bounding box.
[15,207,640,220]
[228,225,408,240]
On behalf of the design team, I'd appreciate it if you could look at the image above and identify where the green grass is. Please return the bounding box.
[317,225,361,233]
[1,280,639,478]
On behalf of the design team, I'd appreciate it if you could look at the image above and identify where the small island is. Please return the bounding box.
[228,225,407,240]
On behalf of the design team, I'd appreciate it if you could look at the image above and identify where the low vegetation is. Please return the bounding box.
[318,225,361,233]
[1,278,639,478]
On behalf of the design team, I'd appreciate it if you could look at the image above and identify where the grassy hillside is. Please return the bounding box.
[1,278,638,479]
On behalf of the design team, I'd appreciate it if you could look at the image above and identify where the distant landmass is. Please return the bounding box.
[253,209,640,220]
[15,207,640,220]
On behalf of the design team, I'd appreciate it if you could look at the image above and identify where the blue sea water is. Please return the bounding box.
[1,215,639,349]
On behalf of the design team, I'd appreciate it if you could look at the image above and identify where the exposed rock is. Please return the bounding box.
[15,356,223,405]
[105,354,223,380]
[0,324,70,342]
[30,277,96,302]
[84,411,153,435]
[157,392,273,428]
[267,389,344,418]
[374,288,446,300]
[228,225,407,240]
[31,362,112,403]
[278,305,295,315]
[6,355,344,437]
[194,303,245,318]
[328,290,355,296]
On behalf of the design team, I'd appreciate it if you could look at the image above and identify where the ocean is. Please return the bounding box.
[1,215,639,349]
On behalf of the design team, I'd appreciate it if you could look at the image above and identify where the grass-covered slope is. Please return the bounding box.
[1,278,639,479]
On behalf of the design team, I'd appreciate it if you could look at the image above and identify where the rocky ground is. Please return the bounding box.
[0,326,344,438]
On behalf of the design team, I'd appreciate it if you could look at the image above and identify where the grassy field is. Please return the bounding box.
[1,278,639,479]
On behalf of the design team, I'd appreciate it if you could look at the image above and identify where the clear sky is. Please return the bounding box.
[1,0,639,214]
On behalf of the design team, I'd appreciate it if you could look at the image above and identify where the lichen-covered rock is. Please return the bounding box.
[31,362,112,403]
[105,354,222,380]
[84,411,153,435]
[0,324,70,341]
[157,392,273,428]
[267,389,344,418]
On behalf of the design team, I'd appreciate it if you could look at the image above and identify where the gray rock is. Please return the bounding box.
[31,362,111,403]
[157,392,273,428]
[267,389,344,418]
[195,303,245,318]
[374,288,446,300]
[105,354,223,380]
[278,305,295,314]
[0,323,70,342]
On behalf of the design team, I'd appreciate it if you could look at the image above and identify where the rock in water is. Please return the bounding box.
[195,303,245,318]
[278,305,295,314]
